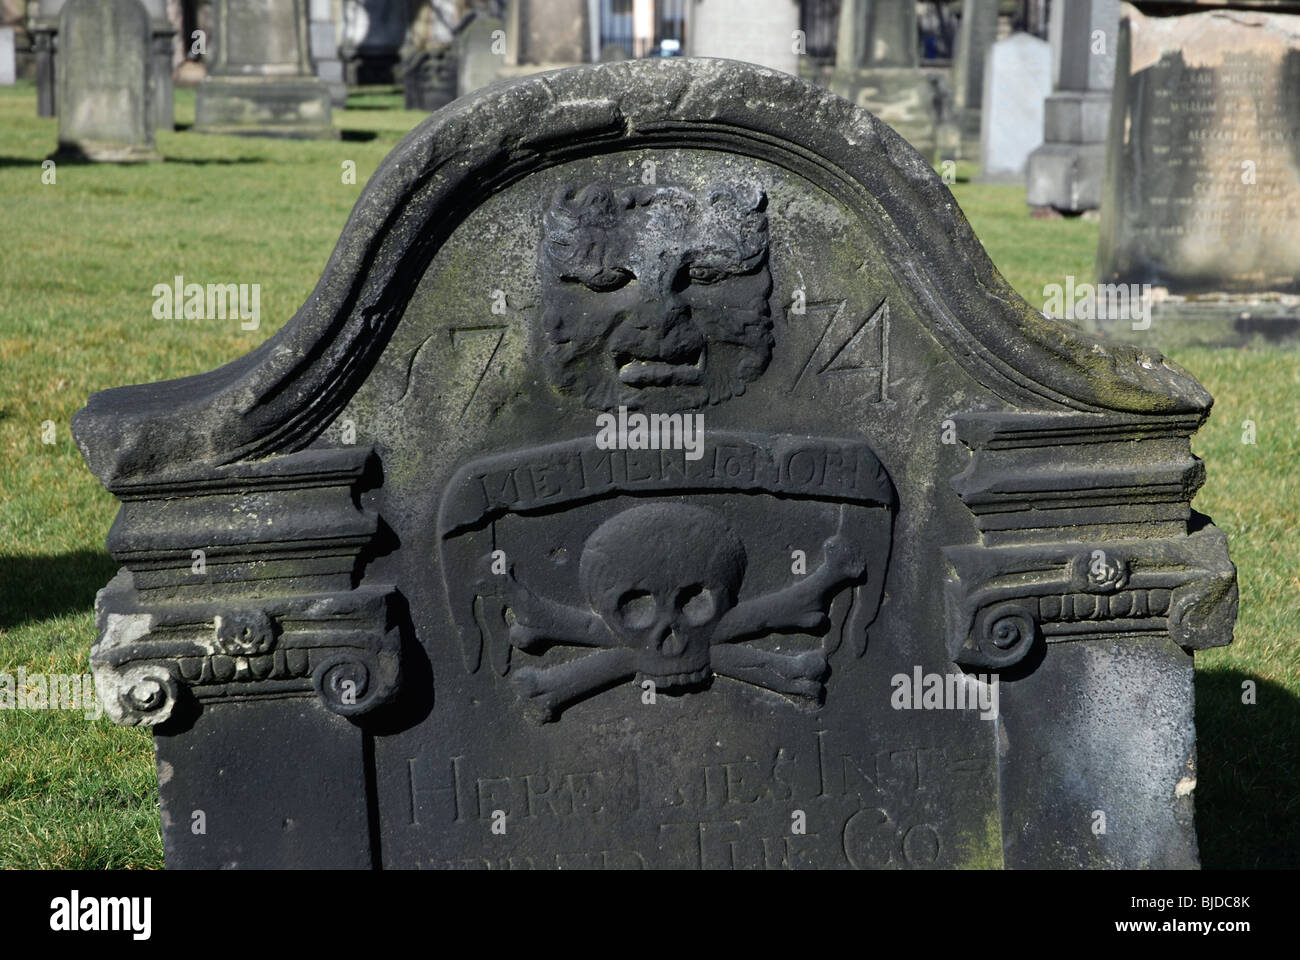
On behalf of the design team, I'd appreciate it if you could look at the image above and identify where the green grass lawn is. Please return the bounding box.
[1,81,1296,869]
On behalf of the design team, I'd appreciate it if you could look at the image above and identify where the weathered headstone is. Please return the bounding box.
[688,0,801,76]
[341,0,406,84]
[1094,1,1300,347]
[309,0,348,108]
[402,0,458,112]
[194,0,337,140]
[75,58,1236,870]
[978,33,1052,182]
[51,0,160,163]
[456,13,504,97]
[950,0,999,159]
[0,26,14,85]
[32,0,174,124]
[502,0,589,70]
[1026,0,1120,213]
[830,0,937,156]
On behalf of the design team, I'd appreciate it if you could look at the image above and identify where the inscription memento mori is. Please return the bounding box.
[75,59,1234,869]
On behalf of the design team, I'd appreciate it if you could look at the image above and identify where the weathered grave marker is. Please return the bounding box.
[1095,1,1300,347]
[51,0,160,163]
[194,0,336,140]
[978,33,1052,182]
[75,58,1236,869]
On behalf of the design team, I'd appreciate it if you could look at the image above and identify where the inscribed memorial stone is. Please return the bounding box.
[52,0,159,163]
[1094,2,1300,346]
[75,58,1236,869]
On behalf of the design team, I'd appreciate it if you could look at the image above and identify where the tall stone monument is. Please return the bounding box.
[309,0,347,108]
[950,0,999,160]
[52,0,160,163]
[30,0,66,117]
[75,58,1235,870]
[830,0,935,155]
[688,0,801,76]
[1026,0,1120,214]
[1095,1,1300,347]
[141,0,177,131]
[194,0,337,140]
[978,33,1052,182]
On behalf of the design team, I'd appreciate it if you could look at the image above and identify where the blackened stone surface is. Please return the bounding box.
[52,0,159,163]
[1094,4,1300,347]
[75,58,1235,869]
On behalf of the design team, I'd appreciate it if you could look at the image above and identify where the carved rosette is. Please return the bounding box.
[945,412,1237,671]
[87,447,401,726]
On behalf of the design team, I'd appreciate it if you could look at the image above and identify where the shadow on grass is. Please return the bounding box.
[340,129,381,142]
[0,550,117,629]
[1195,669,1300,868]
[158,156,268,166]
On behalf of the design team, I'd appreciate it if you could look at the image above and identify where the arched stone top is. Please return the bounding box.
[74,57,1211,487]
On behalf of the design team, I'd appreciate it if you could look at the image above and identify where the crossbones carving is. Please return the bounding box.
[501,502,867,721]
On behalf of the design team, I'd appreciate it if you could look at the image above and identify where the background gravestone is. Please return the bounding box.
[141,0,176,131]
[978,32,1052,183]
[52,0,160,163]
[0,25,14,85]
[74,58,1236,870]
[688,0,800,76]
[830,0,936,156]
[309,0,347,108]
[950,0,999,161]
[1026,0,1120,214]
[455,12,503,98]
[1094,1,1300,347]
[496,0,588,81]
[194,0,337,140]
[29,0,66,116]
[402,0,458,112]
[31,0,174,125]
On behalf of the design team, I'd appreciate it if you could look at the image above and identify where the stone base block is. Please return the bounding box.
[1044,91,1111,143]
[1026,141,1106,213]
[194,75,338,140]
[1083,293,1300,349]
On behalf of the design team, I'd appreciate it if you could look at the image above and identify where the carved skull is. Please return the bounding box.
[579,503,746,687]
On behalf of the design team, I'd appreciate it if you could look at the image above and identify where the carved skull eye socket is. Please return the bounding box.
[685,264,727,286]
[677,585,716,625]
[581,268,634,293]
[617,590,657,630]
